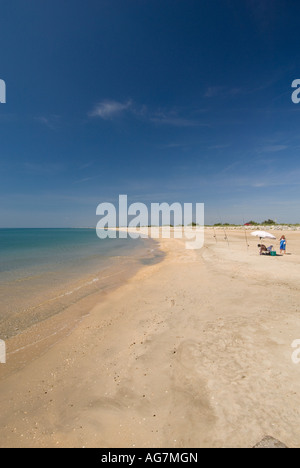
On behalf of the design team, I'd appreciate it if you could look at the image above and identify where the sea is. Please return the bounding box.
[0,228,163,339]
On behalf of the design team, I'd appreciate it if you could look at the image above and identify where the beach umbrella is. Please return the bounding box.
[251,230,276,241]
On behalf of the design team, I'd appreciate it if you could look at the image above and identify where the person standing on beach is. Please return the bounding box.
[280,235,287,255]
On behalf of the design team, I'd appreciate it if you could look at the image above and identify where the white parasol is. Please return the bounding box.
[251,230,276,241]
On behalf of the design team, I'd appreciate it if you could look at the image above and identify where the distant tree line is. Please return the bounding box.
[214,219,277,226]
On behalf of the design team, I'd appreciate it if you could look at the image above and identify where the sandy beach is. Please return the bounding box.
[1,228,300,448]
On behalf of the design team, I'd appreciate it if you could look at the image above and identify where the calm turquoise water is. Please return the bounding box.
[0,229,143,279]
[0,229,162,338]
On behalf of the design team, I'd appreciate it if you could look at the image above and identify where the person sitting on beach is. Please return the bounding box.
[258,244,273,255]
[280,235,287,255]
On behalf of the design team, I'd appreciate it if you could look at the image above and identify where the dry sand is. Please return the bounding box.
[0,228,300,448]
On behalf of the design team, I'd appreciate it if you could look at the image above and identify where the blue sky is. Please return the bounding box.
[0,0,300,227]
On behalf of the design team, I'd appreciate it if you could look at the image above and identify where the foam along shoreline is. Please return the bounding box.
[0,229,300,447]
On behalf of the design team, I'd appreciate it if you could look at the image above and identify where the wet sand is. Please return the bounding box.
[0,229,300,448]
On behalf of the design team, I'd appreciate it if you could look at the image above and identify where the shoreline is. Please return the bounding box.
[0,230,163,341]
[0,229,300,447]
[0,236,164,380]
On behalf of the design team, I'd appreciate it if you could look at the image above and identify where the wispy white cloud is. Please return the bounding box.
[150,116,208,127]
[204,77,284,100]
[79,161,95,170]
[88,99,133,119]
[149,109,209,127]
[208,144,230,150]
[75,176,96,184]
[88,99,208,127]
[159,142,188,149]
[204,86,244,98]
[204,86,224,98]
[23,162,65,175]
[36,115,61,130]
[216,168,300,189]
[259,145,288,153]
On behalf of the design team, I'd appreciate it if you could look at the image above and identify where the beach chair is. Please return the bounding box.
[258,244,273,255]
